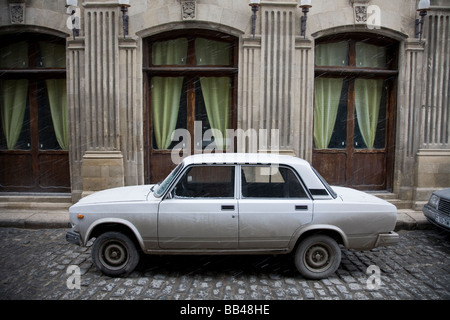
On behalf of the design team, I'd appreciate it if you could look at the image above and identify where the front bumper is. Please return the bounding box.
[374,231,399,247]
[423,205,450,231]
[66,230,82,246]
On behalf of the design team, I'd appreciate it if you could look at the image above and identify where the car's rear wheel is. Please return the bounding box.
[294,234,341,279]
[92,231,140,277]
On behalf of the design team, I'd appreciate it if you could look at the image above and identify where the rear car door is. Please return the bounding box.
[238,165,313,249]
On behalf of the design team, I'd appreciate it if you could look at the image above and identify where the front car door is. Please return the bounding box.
[158,165,238,249]
[238,165,313,249]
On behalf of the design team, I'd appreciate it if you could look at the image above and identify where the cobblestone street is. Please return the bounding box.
[0,227,449,303]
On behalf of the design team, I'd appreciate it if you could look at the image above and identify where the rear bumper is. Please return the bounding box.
[66,230,82,246]
[374,231,399,247]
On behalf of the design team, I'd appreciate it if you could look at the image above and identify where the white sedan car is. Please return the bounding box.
[66,153,399,279]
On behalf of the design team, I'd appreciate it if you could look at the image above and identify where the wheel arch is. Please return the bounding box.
[291,224,348,251]
[86,219,145,251]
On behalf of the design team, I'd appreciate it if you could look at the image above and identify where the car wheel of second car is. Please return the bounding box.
[92,231,140,277]
[294,234,341,279]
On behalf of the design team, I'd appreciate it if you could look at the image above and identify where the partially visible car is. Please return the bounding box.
[423,188,450,232]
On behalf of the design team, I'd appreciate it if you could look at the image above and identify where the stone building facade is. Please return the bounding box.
[0,0,449,209]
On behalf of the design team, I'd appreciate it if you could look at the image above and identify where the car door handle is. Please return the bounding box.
[221,205,235,211]
[295,205,308,211]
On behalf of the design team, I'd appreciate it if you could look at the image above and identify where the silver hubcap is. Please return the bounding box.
[100,241,128,270]
[304,243,331,272]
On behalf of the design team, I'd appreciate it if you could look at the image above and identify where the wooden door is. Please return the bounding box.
[312,78,396,190]
[0,35,70,193]
[0,80,70,192]
[312,35,398,191]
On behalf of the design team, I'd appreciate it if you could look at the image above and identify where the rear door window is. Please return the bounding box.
[241,166,308,199]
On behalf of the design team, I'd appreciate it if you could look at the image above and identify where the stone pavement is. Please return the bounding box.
[0,227,448,303]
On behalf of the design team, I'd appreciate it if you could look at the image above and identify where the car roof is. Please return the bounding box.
[182,153,310,168]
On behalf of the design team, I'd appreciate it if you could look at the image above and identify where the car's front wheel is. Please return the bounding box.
[91,231,140,277]
[294,234,341,279]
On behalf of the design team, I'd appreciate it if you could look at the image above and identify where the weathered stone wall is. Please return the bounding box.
[1,0,448,205]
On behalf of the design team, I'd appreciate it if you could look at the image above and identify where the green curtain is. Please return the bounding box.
[38,41,66,68]
[195,38,231,65]
[0,42,29,150]
[315,41,348,66]
[354,42,385,149]
[152,38,188,65]
[39,42,68,150]
[0,41,28,68]
[0,80,29,150]
[355,42,386,68]
[355,79,383,149]
[313,42,348,149]
[196,38,231,149]
[46,79,69,150]
[199,77,230,149]
[152,77,185,149]
[314,78,344,149]
[151,38,188,149]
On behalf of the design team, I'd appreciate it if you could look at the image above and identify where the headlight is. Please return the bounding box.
[428,194,440,209]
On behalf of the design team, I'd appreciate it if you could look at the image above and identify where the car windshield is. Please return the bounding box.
[154,162,184,198]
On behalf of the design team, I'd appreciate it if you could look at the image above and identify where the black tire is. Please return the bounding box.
[294,234,341,279]
[91,231,140,277]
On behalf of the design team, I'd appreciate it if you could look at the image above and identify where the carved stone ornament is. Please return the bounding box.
[354,4,367,24]
[9,3,25,24]
[181,0,196,20]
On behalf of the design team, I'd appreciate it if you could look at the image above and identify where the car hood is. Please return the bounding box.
[333,186,394,206]
[75,185,154,205]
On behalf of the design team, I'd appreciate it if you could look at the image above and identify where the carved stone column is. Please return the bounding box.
[259,2,297,154]
[67,37,85,201]
[239,1,313,159]
[293,38,314,161]
[239,36,262,153]
[118,37,144,186]
[67,0,143,200]
[396,38,426,203]
[413,7,450,207]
